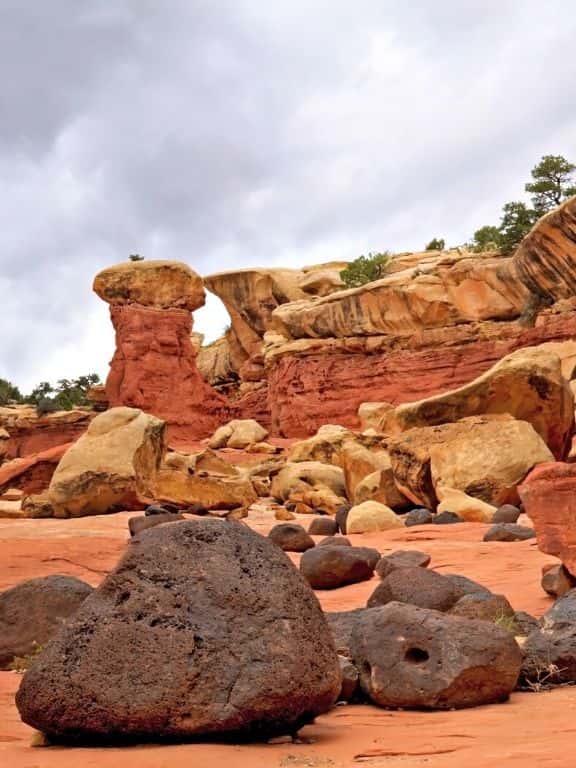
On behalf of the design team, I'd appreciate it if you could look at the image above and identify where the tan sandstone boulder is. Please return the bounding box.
[358,402,394,431]
[340,442,409,510]
[48,408,166,517]
[154,448,257,511]
[380,347,573,459]
[208,419,269,450]
[436,488,497,523]
[346,501,404,534]
[389,415,507,508]
[429,418,554,507]
[93,260,205,311]
[288,425,355,466]
[354,468,411,510]
[270,461,346,513]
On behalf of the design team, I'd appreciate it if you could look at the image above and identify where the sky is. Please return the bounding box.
[1,0,576,392]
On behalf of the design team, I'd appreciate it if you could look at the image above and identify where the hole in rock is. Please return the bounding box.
[404,647,430,664]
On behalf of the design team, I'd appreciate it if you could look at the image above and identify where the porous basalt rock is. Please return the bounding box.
[16,520,340,741]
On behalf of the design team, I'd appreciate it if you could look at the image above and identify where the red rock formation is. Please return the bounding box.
[519,462,576,577]
[0,409,93,460]
[267,309,576,436]
[94,260,230,443]
[0,444,71,495]
[106,305,228,442]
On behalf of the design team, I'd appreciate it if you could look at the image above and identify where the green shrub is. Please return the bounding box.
[425,237,445,251]
[340,251,392,288]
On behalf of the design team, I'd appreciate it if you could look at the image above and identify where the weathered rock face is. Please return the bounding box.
[515,195,576,301]
[266,311,576,436]
[381,347,573,460]
[16,520,340,741]
[0,443,71,497]
[0,406,93,461]
[519,462,576,577]
[0,575,93,670]
[388,415,512,509]
[93,260,205,311]
[272,252,528,340]
[208,419,268,449]
[429,417,553,506]
[196,335,236,389]
[435,488,496,523]
[349,602,522,709]
[153,448,257,512]
[48,408,166,518]
[105,305,229,442]
[204,265,346,383]
[270,461,347,513]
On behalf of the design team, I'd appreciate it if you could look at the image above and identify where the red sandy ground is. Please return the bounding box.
[0,509,574,768]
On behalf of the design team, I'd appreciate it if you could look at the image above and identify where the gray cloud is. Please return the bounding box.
[1,0,576,391]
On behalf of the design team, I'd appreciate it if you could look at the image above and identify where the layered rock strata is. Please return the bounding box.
[95,260,229,442]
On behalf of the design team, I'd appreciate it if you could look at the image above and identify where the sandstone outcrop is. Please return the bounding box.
[204,265,346,384]
[520,462,576,577]
[94,260,205,311]
[515,194,576,302]
[48,408,165,517]
[346,501,403,534]
[0,443,71,496]
[270,461,347,513]
[389,415,515,509]
[96,260,228,442]
[0,406,93,461]
[435,488,497,523]
[16,520,340,741]
[266,312,576,436]
[208,419,268,449]
[154,448,257,512]
[380,347,573,459]
[430,418,554,506]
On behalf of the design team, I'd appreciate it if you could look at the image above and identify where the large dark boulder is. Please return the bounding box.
[540,589,576,629]
[404,508,433,527]
[300,546,379,590]
[349,602,522,709]
[443,573,492,597]
[492,504,521,524]
[521,625,576,689]
[326,608,377,658]
[16,520,340,742]
[0,575,93,670]
[483,523,535,542]
[308,518,338,536]
[367,567,461,612]
[268,523,315,553]
[128,512,184,537]
[449,593,515,624]
[375,550,431,579]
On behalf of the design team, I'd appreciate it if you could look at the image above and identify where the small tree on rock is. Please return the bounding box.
[340,252,392,288]
[425,238,445,251]
[471,225,503,252]
[498,202,539,255]
[525,154,576,214]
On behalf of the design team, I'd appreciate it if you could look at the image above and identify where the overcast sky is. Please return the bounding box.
[1,1,575,392]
